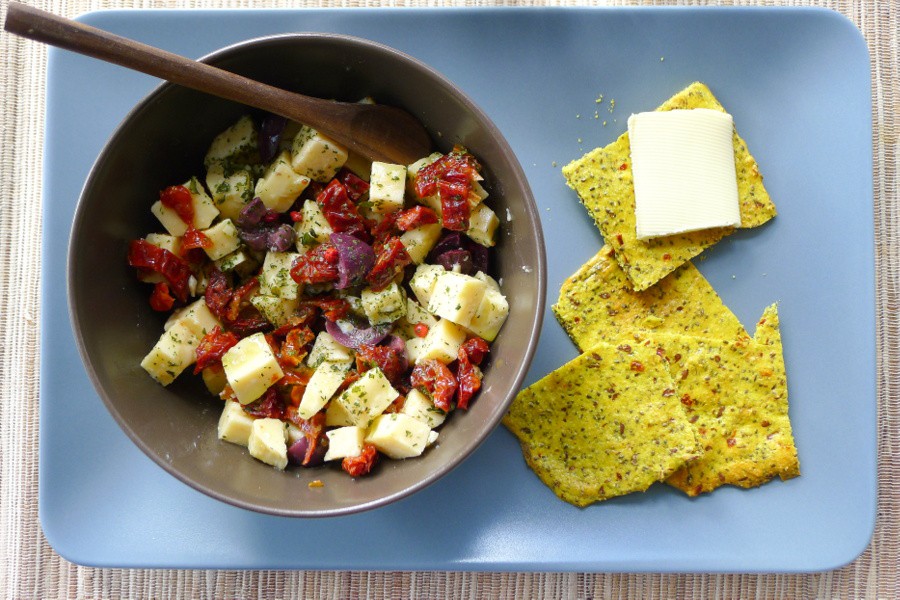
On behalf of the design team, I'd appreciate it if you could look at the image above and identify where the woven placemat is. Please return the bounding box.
[1,0,896,598]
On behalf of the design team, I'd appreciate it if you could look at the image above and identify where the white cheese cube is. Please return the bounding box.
[400,222,442,265]
[248,418,288,470]
[307,331,354,368]
[332,368,399,427]
[202,365,228,396]
[323,426,366,462]
[401,389,447,428]
[415,319,467,364]
[470,179,489,205]
[151,178,220,237]
[409,263,445,307]
[145,232,181,254]
[298,359,352,420]
[255,150,311,213]
[140,320,201,386]
[361,281,407,325]
[204,115,258,167]
[325,396,356,427]
[294,199,333,251]
[405,336,426,365]
[217,400,255,447]
[259,251,300,299]
[474,271,501,292]
[465,203,499,248]
[291,126,348,183]
[368,162,406,215]
[427,271,489,327]
[221,332,284,404]
[201,218,241,261]
[164,298,220,338]
[342,151,372,181]
[628,108,741,239]
[394,298,439,340]
[250,294,299,328]
[466,285,509,342]
[365,413,431,459]
[215,249,256,276]
[206,163,253,221]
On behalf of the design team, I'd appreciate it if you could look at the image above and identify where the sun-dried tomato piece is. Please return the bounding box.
[227,312,273,338]
[317,179,368,240]
[459,337,490,366]
[280,326,315,368]
[338,168,370,202]
[242,387,285,419]
[370,211,400,248]
[413,149,481,200]
[181,227,212,251]
[342,443,379,477]
[439,174,471,232]
[300,297,350,322]
[193,326,239,374]
[411,359,458,412]
[366,237,412,291]
[127,239,192,302]
[271,306,319,337]
[226,277,260,322]
[148,282,175,312]
[356,343,407,386]
[290,243,340,285]
[395,205,439,231]
[159,185,194,225]
[456,337,490,410]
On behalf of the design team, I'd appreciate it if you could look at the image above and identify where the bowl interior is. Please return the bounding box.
[68,33,545,517]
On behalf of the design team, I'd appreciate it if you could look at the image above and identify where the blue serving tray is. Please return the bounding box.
[40,7,874,571]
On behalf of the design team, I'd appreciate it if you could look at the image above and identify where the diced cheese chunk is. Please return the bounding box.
[628,108,741,239]
[331,368,399,427]
[361,282,407,325]
[250,294,299,328]
[217,400,255,446]
[164,298,220,338]
[307,331,354,368]
[365,413,431,459]
[151,178,219,236]
[202,365,228,396]
[221,332,284,404]
[294,199,333,251]
[204,115,258,167]
[255,150,311,213]
[394,298,439,340]
[465,203,499,247]
[405,336,426,365]
[215,249,256,276]
[401,389,447,428]
[415,318,467,364]
[298,359,352,420]
[466,285,509,342]
[409,264,445,307]
[400,222,442,265]
[205,163,254,221]
[201,218,241,261]
[342,151,372,181]
[140,320,201,386]
[248,418,288,470]
[259,251,300,299]
[323,426,366,462]
[368,162,406,215]
[291,126,348,183]
[325,396,356,426]
[474,271,501,292]
[427,271,489,326]
[470,179,489,205]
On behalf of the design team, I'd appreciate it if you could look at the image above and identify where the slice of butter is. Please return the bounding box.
[628,108,741,240]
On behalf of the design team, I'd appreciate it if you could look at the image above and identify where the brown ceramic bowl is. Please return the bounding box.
[68,33,545,517]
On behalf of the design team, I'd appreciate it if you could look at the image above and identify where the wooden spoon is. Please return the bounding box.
[4,2,432,164]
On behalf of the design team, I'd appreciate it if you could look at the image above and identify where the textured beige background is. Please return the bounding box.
[1,0,896,598]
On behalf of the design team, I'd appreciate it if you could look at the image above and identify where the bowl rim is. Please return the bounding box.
[67,31,547,517]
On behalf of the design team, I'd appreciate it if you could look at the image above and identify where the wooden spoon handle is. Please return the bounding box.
[4,3,431,163]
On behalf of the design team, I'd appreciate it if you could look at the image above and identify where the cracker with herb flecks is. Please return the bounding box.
[633,304,800,496]
[503,341,700,507]
[562,81,776,291]
[553,245,748,351]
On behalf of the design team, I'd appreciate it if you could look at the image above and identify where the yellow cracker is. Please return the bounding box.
[562,82,777,291]
[553,245,747,352]
[503,342,700,507]
[638,305,799,496]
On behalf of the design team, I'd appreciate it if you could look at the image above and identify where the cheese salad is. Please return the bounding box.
[127,114,509,476]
